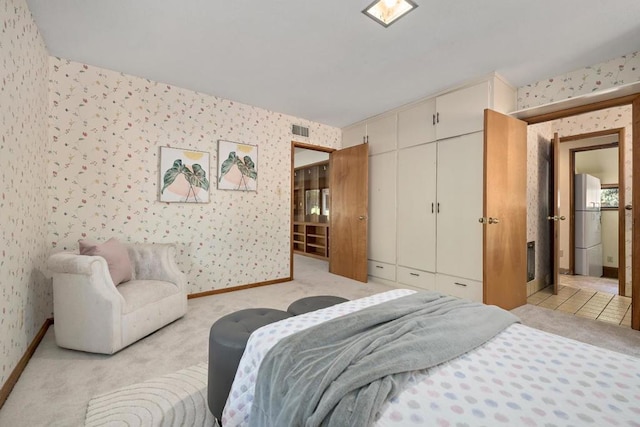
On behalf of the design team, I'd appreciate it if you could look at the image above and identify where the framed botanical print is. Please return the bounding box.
[217,140,258,191]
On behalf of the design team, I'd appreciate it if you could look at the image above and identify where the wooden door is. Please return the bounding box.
[551,133,560,295]
[483,109,527,309]
[329,144,369,282]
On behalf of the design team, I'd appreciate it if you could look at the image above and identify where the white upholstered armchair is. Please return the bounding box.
[47,243,188,354]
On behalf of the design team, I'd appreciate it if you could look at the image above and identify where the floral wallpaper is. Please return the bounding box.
[518,51,640,110]
[0,0,50,387]
[47,57,341,294]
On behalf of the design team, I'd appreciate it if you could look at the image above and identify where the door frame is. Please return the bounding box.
[524,93,639,330]
[561,131,624,294]
[290,142,335,278]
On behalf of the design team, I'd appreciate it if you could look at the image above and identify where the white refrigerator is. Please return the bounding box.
[574,173,602,277]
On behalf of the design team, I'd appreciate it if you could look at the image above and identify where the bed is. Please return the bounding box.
[221,289,640,426]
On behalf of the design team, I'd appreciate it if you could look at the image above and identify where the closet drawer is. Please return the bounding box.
[397,267,435,291]
[436,274,482,303]
[368,260,396,281]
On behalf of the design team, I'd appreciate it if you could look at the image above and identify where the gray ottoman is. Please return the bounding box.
[287,295,349,316]
[208,308,292,421]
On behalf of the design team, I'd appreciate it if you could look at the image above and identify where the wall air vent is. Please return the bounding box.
[292,124,309,138]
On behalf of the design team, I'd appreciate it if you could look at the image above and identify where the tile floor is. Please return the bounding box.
[527,284,632,327]
[558,273,619,294]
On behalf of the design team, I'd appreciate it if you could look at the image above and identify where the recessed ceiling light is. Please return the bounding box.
[362,0,418,28]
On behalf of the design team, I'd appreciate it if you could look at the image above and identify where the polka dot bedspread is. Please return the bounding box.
[221,289,640,426]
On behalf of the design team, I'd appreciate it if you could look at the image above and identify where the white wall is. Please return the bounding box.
[601,211,619,269]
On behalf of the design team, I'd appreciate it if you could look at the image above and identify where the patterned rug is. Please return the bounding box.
[84,362,218,426]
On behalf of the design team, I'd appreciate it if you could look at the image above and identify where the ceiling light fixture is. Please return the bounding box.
[362,0,418,28]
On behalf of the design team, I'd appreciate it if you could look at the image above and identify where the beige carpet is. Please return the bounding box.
[85,363,216,427]
[512,303,640,357]
[0,255,637,426]
[0,255,393,427]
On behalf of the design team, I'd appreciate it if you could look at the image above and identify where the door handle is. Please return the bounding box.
[358,215,367,220]
[480,217,500,224]
[546,215,566,221]
[625,205,632,211]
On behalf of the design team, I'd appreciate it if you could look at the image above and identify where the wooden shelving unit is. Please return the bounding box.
[293,160,330,260]
[300,223,329,259]
[293,223,306,253]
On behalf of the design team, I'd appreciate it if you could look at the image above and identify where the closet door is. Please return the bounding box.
[436,133,483,281]
[366,113,397,155]
[342,123,367,148]
[398,99,436,149]
[397,143,436,272]
[435,81,490,140]
[368,151,397,265]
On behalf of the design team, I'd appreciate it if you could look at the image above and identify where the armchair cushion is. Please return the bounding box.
[79,237,132,285]
[118,279,181,314]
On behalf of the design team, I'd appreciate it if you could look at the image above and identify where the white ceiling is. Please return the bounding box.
[26,0,640,128]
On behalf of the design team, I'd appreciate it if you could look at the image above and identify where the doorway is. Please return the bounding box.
[559,129,625,297]
[523,96,638,330]
[290,141,370,282]
[290,143,333,278]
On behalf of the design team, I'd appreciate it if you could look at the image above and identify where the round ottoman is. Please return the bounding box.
[208,308,292,421]
[287,295,349,316]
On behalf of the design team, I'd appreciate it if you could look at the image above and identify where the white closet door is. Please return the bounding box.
[398,98,436,149]
[436,133,483,281]
[435,81,490,140]
[397,143,437,271]
[366,113,397,155]
[342,123,366,148]
[368,151,396,264]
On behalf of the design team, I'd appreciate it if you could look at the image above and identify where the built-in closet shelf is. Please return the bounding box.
[293,222,329,260]
[293,160,330,260]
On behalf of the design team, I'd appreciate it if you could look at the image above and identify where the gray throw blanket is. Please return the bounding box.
[249,291,520,427]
